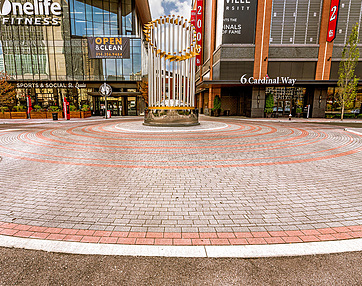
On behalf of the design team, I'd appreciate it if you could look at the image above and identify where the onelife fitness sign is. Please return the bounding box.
[195,0,203,66]
[327,0,340,42]
[88,37,130,59]
[0,0,62,25]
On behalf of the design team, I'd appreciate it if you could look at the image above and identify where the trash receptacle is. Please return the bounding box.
[52,112,58,120]
[107,110,111,118]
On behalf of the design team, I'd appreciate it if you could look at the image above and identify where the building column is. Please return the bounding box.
[197,93,204,113]
[316,0,333,80]
[253,0,273,79]
[312,88,328,118]
[251,86,266,118]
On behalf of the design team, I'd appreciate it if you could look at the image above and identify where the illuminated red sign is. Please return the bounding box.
[327,0,340,42]
[195,0,203,66]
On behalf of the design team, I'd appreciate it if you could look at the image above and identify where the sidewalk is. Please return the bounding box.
[0,117,361,257]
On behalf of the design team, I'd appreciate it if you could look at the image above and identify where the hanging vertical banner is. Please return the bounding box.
[327,0,340,42]
[195,0,203,66]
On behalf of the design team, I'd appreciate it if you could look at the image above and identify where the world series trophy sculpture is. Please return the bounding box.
[143,15,199,126]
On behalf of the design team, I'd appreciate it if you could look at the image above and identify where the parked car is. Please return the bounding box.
[351,109,360,114]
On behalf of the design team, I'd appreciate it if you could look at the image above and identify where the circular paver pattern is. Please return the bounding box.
[0,117,361,246]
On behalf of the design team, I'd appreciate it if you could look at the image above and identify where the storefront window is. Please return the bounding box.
[266,87,305,115]
[327,87,362,113]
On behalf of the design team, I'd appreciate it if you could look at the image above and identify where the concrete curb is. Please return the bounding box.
[0,235,361,258]
[345,128,362,135]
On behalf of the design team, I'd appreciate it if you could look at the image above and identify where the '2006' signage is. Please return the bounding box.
[0,0,62,26]
[195,0,203,66]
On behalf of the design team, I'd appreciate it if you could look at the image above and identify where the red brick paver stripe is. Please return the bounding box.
[192,239,211,245]
[350,231,362,238]
[0,222,361,246]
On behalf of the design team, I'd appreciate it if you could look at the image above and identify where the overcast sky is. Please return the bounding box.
[148,0,192,20]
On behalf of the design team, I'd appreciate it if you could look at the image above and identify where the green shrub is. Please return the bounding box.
[344,113,356,118]
[81,104,90,111]
[33,105,41,111]
[69,105,77,111]
[212,95,221,111]
[0,106,9,113]
[13,105,25,112]
[48,106,60,112]
[296,107,303,113]
[264,93,274,113]
[357,114,362,118]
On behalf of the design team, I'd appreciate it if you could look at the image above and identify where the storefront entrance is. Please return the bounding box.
[92,96,138,116]
[275,99,291,116]
[266,87,305,117]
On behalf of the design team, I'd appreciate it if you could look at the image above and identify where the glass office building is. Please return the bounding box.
[0,0,151,116]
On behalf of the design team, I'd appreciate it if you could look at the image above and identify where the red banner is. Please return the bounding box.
[195,0,203,66]
[327,0,340,42]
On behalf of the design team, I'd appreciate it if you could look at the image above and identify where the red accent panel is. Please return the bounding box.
[327,0,340,42]
[195,0,203,66]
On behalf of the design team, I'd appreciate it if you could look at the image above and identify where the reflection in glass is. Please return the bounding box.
[1,0,141,81]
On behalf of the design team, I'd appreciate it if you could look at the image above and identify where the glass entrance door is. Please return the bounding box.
[276,100,291,117]
[108,101,120,116]
[127,97,137,116]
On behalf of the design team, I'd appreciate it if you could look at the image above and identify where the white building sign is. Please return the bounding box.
[240,74,297,86]
[0,0,62,26]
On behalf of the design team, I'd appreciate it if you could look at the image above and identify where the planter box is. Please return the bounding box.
[30,111,47,119]
[11,112,27,119]
[81,111,91,118]
[47,111,63,119]
[0,112,11,119]
[70,111,81,118]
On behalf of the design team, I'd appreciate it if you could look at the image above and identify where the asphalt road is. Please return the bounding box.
[0,247,361,286]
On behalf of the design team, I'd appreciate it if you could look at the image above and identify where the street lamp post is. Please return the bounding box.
[99,82,112,119]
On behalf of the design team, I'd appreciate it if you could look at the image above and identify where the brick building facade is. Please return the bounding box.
[195,0,362,118]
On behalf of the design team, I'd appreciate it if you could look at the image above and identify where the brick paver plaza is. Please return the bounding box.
[0,117,361,246]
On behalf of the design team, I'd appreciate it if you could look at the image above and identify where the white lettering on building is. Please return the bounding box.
[240,74,296,86]
[0,0,62,26]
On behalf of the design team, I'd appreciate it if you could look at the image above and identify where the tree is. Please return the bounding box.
[264,93,274,116]
[0,71,16,111]
[337,23,360,120]
[212,95,221,116]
